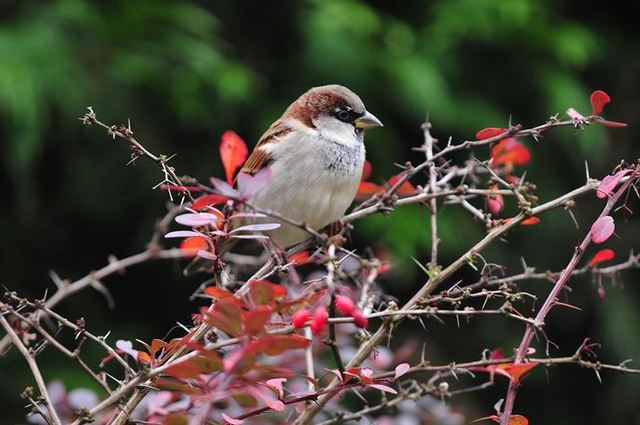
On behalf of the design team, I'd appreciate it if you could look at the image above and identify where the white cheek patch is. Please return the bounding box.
[313,116,360,146]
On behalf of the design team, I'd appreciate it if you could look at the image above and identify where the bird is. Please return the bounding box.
[240,84,383,248]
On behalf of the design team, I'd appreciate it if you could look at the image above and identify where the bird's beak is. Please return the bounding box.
[355,111,383,129]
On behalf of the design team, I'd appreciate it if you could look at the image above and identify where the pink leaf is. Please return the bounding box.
[231,223,281,233]
[175,212,221,226]
[165,230,205,238]
[597,169,632,199]
[210,177,239,197]
[196,250,217,260]
[368,384,398,394]
[230,234,271,240]
[264,378,287,399]
[394,363,411,379]
[590,216,615,244]
[237,168,273,199]
[116,340,138,358]
[222,413,244,425]
[266,399,285,412]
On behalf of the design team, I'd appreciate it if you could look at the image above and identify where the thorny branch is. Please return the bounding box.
[499,170,639,424]
[1,107,637,425]
[80,107,195,203]
[0,315,62,425]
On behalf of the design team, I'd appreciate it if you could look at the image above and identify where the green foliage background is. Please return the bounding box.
[1,0,639,423]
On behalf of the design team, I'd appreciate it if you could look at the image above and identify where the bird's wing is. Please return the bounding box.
[240,119,292,175]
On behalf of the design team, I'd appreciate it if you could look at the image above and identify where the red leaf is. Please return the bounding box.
[597,169,633,199]
[387,174,419,195]
[164,359,202,380]
[242,305,273,336]
[203,286,235,300]
[491,138,531,166]
[288,251,313,266]
[507,415,529,425]
[220,130,249,184]
[201,300,244,336]
[476,127,507,140]
[591,215,615,244]
[356,181,384,197]
[361,160,373,181]
[137,351,152,363]
[249,280,286,305]
[179,237,208,257]
[590,90,611,115]
[471,415,528,425]
[520,217,540,226]
[192,194,229,211]
[589,248,615,267]
[245,335,310,356]
[150,339,170,358]
[496,362,538,383]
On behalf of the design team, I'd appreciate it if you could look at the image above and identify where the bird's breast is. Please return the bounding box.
[248,134,365,247]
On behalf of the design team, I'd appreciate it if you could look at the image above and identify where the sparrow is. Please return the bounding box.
[241,84,383,248]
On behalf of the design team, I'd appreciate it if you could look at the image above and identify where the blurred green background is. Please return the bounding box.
[1,0,639,423]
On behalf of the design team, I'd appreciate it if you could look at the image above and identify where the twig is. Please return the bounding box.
[293,180,597,425]
[0,315,62,425]
[423,122,440,266]
[81,108,194,202]
[0,249,190,355]
[499,171,637,424]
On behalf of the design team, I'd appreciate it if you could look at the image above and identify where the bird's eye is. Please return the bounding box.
[335,108,352,123]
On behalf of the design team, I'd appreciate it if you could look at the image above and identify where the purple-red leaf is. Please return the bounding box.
[368,383,398,394]
[116,340,138,358]
[591,215,615,244]
[165,230,205,239]
[210,177,239,197]
[597,169,632,199]
[175,212,221,227]
[222,412,244,424]
[237,168,273,199]
[231,223,281,233]
[196,250,217,260]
